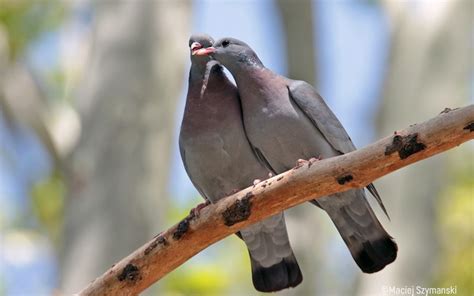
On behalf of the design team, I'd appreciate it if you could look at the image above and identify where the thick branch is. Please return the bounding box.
[79,105,473,295]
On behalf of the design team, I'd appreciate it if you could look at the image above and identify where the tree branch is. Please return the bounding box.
[78,105,473,295]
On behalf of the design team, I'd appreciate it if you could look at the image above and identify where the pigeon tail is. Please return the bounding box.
[250,253,303,292]
[315,189,398,273]
[348,234,398,273]
[240,213,303,292]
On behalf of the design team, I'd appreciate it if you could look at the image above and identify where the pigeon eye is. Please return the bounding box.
[222,40,230,47]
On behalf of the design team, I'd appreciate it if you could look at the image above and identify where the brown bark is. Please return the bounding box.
[79,105,473,295]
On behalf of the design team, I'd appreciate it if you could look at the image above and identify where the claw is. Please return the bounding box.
[294,158,307,169]
[308,157,321,167]
[253,179,262,186]
[190,200,211,218]
[297,159,307,165]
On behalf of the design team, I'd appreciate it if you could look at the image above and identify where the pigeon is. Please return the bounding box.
[179,34,302,292]
[197,37,398,273]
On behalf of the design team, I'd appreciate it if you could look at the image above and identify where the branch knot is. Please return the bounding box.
[222,192,253,226]
[385,133,426,159]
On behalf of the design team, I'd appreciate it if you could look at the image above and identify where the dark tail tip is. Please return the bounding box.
[251,254,303,292]
[355,236,398,273]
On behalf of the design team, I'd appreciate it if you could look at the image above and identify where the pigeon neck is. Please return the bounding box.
[189,61,225,82]
[231,65,271,89]
[240,53,264,68]
[224,53,264,74]
[189,60,208,81]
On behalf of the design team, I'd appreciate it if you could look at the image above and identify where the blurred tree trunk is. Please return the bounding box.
[60,0,190,293]
[357,1,471,294]
[276,1,337,295]
[277,0,317,84]
[0,24,52,154]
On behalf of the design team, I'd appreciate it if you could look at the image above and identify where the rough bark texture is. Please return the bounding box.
[60,1,190,293]
[79,105,473,296]
[357,1,472,294]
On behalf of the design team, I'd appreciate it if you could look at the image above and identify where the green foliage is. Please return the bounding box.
[160,236,254,296]
[0,0,64,59]
[0,274,4,296]
[45,66,69,101]
[434,160,473,295]
[30,170,65,246]
[165,195,203,223]
[162,261,231,296]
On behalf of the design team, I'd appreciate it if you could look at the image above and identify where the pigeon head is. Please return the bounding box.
[189,33,214,63]
[195,37,263,70]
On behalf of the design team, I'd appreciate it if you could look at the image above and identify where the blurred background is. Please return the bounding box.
[0,0,472,295]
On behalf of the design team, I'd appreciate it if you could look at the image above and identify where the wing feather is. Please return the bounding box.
[287,80,388,218]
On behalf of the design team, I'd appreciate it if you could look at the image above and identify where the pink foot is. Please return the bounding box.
[294,159,307,169]
[190,200,211,218]
[253,179,262,187]
[308,157,321,168]
[297,159,307,165]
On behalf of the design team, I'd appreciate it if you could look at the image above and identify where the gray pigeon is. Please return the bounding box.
[179,34,302,292]
[197,37,397,273]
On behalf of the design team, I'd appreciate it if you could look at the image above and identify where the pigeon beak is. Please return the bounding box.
[193,47,216,56]
[190,42,203,55]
